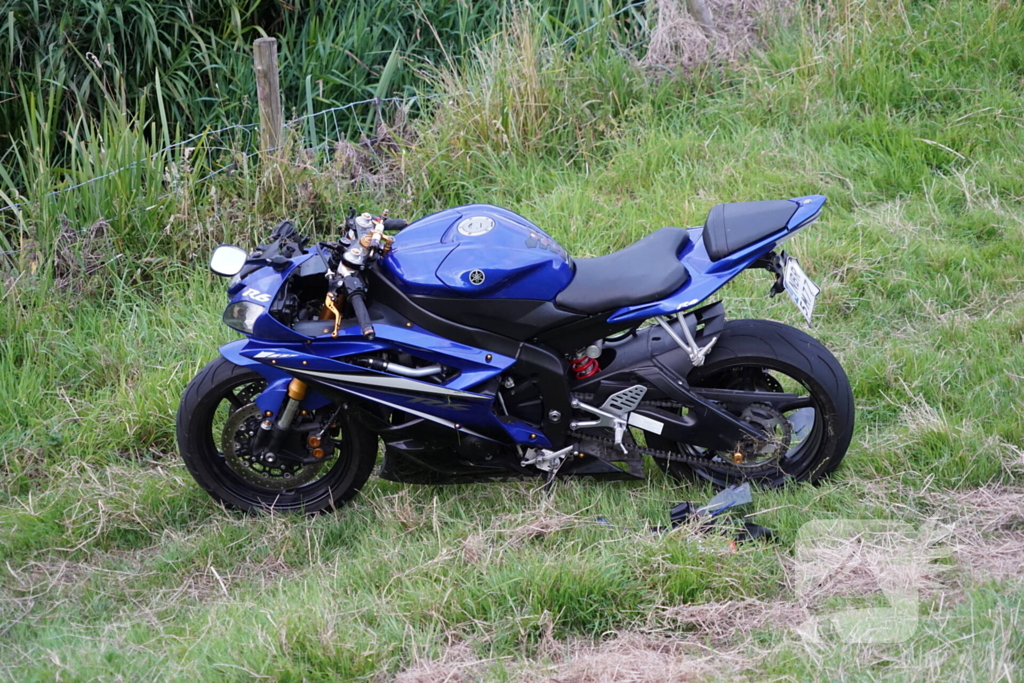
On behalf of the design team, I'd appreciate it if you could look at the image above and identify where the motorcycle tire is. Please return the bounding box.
[650,318,855,488]
[176,356,377,513]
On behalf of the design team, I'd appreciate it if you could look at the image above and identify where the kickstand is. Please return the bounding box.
[542,454,569,496]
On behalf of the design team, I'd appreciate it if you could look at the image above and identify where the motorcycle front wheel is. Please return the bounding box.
[176,356,377,513]
[651,318,855,488]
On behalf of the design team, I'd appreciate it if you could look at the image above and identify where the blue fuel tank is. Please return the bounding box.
[381,204,574,300]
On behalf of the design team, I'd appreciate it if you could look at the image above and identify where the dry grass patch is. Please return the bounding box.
[662,597,806,644]
[503,508,585,547]
[993,437,1024,479]
[461,504,590,567]
[367,489,431,532]
[150,554,295,605]
[662,511,951,646]
[642,0,793,72]
[940,486,1024,584]
[854,480,1024,588]
[396,633,728,683]
[0,560,99,638]
[523,632,725,683]
[394,641,494,683]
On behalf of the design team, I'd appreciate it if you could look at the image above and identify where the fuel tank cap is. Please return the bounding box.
[456,216,495,237]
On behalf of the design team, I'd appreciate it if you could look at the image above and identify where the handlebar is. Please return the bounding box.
[323,211,407,339]
[343,275,375,340]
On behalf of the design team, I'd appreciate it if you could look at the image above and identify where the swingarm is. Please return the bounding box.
[633,367,766,453]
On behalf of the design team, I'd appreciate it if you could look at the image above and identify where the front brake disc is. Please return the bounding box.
[221,404,324,490]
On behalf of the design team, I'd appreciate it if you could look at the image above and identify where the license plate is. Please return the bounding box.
[783,254,820,326]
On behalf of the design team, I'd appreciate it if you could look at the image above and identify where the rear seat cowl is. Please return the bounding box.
[703,200,797,262]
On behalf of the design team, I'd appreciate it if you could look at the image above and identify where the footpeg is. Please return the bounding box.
[569,385,647,454]
[600,385,647,415]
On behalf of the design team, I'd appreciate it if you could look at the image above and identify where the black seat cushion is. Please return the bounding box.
[703,200,797,261]
[555,228,690,315]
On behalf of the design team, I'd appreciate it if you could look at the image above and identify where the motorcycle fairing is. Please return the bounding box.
[228,251,325,343]
[219,318,554,447]
[218,342,331,418]
[256,322,515,392]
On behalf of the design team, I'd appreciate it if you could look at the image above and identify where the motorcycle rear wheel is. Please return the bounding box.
[651,318,855,488]
[176,357,377,513]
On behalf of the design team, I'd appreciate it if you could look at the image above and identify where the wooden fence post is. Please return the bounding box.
[685,0,716,37]
[253,37,283,158]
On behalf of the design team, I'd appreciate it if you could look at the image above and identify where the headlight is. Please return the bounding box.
[223,301,262,334]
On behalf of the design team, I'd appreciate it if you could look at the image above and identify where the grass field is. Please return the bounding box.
[2,1,1024,680]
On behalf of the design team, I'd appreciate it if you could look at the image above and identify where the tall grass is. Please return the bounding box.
[0,0,651,299]
[0,0,649,280]
[414,13,657,209]
[1,0,646,171]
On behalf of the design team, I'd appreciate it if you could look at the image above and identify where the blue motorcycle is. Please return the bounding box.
[177,199,854,513]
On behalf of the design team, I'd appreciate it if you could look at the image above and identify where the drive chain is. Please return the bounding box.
[568,393,745,473]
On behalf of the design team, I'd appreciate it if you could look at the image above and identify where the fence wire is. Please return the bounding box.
[0,94,442,264]
[0,97,402,221]
[0,0,656,255]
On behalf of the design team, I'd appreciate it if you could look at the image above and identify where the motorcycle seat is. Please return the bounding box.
[555,228,691,315]
[702,200,797,261]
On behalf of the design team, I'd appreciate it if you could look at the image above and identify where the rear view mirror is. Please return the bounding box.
[210,245,248,277]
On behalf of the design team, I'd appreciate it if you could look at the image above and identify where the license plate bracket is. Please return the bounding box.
[782,253,820,326]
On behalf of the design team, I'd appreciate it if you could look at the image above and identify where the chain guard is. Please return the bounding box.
[571,429,749,473]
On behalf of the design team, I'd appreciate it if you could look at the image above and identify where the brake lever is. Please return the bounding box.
[324,276,344,338]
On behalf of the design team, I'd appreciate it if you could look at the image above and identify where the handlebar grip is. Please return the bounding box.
[349,291,375,339]
[382,218,408,231]
[343,275,375,339]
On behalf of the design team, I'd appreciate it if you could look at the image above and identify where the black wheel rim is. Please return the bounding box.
[200,372,357,508]
[683,363,827,487]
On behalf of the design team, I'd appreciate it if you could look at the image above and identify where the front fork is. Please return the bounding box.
[256,377,309,465]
